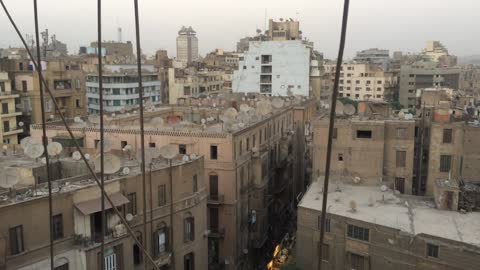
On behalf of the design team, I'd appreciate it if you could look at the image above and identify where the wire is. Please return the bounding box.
[96,0,106,268]
[0,2,161,269]
[132,1,150,269]
[32,0,54,269]
[318,0,350,269]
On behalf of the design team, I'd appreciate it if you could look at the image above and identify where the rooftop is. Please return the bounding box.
[299,179,480,248]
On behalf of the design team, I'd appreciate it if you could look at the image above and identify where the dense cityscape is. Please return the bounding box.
[0,2,480,270]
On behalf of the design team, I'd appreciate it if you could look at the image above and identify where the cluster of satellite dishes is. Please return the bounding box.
[20,137,64,161]
[335,101,356,117]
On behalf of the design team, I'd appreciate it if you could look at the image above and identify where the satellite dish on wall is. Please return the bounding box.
[182,155,190,162]
[85,153,91,160]
[122,167,130,175]
[20,137,35,149]
[126,213,134,221]
[25,144,44,159]
[18,121,24,127]
[159,144,177,159]
[72,151,82,161]
[47,142,63,156]
[94,153,121,174]
[344,104,356,116]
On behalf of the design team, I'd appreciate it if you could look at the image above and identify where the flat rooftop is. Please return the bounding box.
[299,179,480,248]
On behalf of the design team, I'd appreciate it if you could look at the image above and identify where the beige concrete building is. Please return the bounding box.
[296,180,480,270]
[177,26,199,66]
[168,68,225,104]
[0,72,22,144]
[0,150,207,270]
[267,19,301,41]
[30,94,316,269]
[325,63,398,101]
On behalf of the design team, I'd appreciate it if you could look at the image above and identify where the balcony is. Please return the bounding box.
[0,92,19,99]
[154,252,172,267]
[209,227,225,238]
[1,110,22,118]
[3,127,23,136]
[207,194,225,205]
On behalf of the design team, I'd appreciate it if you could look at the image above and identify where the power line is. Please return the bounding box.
[318,0,350,269]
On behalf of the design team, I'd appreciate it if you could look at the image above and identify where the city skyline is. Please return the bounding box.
[1,0,479,58]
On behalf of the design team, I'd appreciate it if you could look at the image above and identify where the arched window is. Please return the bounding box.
[153,222,169,257]
[184,212,195,242]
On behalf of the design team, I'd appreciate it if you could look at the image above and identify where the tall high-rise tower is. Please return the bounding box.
[176,26,198,65]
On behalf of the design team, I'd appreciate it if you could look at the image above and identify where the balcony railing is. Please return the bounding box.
[209,227,225,238]
[208,194,225,204]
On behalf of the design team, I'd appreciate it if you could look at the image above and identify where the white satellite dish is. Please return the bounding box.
[398,111,405,119]
[18,121,24,127]
[123,144,133,152]
[404,113,413,120]
[380,185,388,192]
[122,167,130,175]
[74,116,82,123]
[72,151,81,161]
[239,104,250,112]
[25,144,44,159]
[272,97,285,109]
[335,101,345,116]
[94,153,121,174]
[126,213,134,221]
[85,153,91,160]
[40,157,47,164]
[344,104,356,116]
[224,107,238,119]
[47,142,63,156]
[96,139,112,153]
[20,137,35,149]
[159,144,177,159]
[0,167,20,189]
[137,147,161,165]
[182,155,190,162]
[201,118,206,124]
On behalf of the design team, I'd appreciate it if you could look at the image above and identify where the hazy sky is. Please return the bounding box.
[1,0,479,59]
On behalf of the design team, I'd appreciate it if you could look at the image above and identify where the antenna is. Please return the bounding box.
[25,143,44,159]
[47,142,63,156]
[94,153,121,174]
[117,27,122,43]
[159,144,177,160]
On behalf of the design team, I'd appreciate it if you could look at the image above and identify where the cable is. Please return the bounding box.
[0,2,161,269]
[132,1,149,269]
[318,0,350,269]
[32,1,54,269]
[96,0,106,268]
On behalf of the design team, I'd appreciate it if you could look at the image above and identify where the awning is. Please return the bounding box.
[74,193,129,215]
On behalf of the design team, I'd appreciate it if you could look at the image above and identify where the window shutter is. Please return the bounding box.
[191,218,195,241]
[165,227,170,252]
[152,231,159,257]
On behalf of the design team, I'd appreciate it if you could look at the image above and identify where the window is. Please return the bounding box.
[350,253,367,270]
[442,129,453,143]
[210,145,218,160]
[320,243,329,262]
[440,155,452,172]
[75,99,81,108]
[9,225,24,255]
[427,243,439,258]
[113,100,121,106]
[54,264,69,270]
[396,128,406,139]
[253,135,256,148]
[153,227,168,257]
[2,103,8,114]
[0,82,4,92]
[184,216,195,242]
[133,232,143,265]
[184,252,195,270]
[318,216,331,232]
[126,193,137,215]
[158,185,166,206]
[347,224,369,241]
[395,177,405,194]
[338,153,344,161]
[52,214,64,240]
[239,141,243,156]
[396,151,406,168]
[193,174,198,192]
[179,144,187,155]
[356,130,372,139]
[149,142,156,148]
[121,141,128,148]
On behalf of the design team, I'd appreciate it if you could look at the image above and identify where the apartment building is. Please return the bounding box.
[177,26,199,65]
[324,63,398,101]
[0,58,87,129]
[398,61,460,108]
[0,150,207,270]
[267,19,301,41]
[296,179,480,270]
[168,68,225,104]
[0,72,22,144]
[353,48,391,70]
[86,65,161,114]
[233,40,311,96]
[30,94,316,269]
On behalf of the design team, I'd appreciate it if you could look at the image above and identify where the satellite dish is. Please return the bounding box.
[344,104,356,116]
[18,121,24,127]
[96,139,112,153]
[94,153,121,174]
[126,213,134,221]
[238,111,249,123]
[123,144,133,152]
[151,117,164,126]
[47,142,63,156]
[201,118,206,124]
[72,151,81,161]
[40,157,47,164]
[182,155,190,162]
[74,116,82,123]
[239,104,251,112]
[137,147,161,165]
[20,137,35,149]
[122,167,130,175]
[224,108,238,119]
[380,185,388,192]
[25,144,44,159]
[404,113,413,120]
[159,144,177,159]
[335,101,344,116]
[84,153,91,160]
[272,98,284,109]
[398,111,405,119]
[0,167,19,189]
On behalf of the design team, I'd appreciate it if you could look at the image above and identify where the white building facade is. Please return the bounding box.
[86,65,161,114]
[232,40,310,96]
